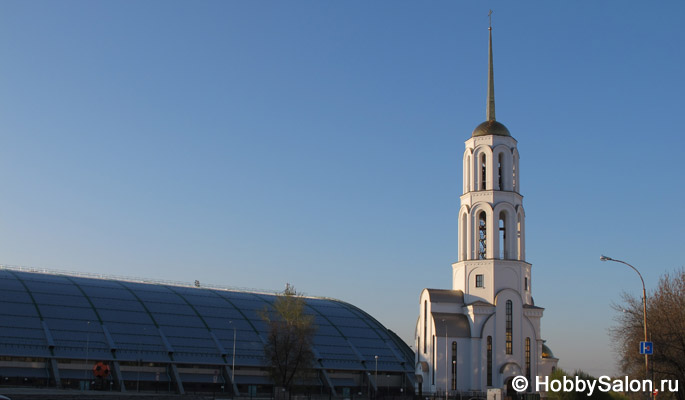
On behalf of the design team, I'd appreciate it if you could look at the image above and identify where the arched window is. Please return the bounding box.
[517,214,522,260]
[525,337,531,380]
[506,300,513,354]
[460,213,468,261]
[513,152,519,192]
[498,211,507,259]
[423,301,427,353]
[432,335,436,385]
[487,336,492,386]
[452,341,457,390]
[498,153,503,190]
[478,212,487,260]
[480,154,487,190]
[466,156,471,192]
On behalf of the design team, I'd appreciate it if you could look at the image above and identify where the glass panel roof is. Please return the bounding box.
[0,269,413,373]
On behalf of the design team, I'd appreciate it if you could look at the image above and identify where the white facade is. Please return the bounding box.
[414,28,558,395]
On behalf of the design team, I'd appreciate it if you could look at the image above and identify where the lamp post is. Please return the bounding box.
[374,355,378,399]
[367,372,371,397]
[84,321,91,390]
[600,255,649,378]
[452,360,456,392]
[230,321,236,387]
[442,319,447,400]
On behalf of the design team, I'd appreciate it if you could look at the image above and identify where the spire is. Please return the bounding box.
[486,10,495,122]
[471,11,510,137]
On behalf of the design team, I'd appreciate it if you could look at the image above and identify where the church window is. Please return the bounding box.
[452,341,457,390]
[487,336,492,386]
[525,337,531,380]
[475,274,484,288]
[525,277,528,291]
[478,212,487,259]
[506,300,513,354]
[498,153,503,190]
[423,301,427,353]
[499,212,507,259]
[480,154,487,190]
[466,156,471,192]
[513,153,518,192]
[460,213,468,261]
[432,335,436,385]
[517,214,522,260]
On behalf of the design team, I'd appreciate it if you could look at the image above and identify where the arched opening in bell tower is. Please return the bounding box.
[460,212,468,261]
[513,151,519,192]
[480,154,487,190]
[497,153,503,190]
[498,211,508,259]
[478,212,487,259]
[516,213,522,260]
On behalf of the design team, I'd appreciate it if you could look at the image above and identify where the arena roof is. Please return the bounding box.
[0,266,414,392]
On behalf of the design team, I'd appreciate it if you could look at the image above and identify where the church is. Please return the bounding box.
[414,25,558,395]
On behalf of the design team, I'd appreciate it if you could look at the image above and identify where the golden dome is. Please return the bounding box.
[472,120,511,137]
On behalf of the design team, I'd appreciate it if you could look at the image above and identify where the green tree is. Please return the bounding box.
[261,284,316,394]
[545,368,576,400]
[611,268,685,400]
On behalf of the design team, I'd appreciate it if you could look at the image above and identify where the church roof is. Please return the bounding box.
[466,300,493,307]
[431,312,471,338]
[542,343,556,359]
[425,288,464,304]
[472,120,510,137]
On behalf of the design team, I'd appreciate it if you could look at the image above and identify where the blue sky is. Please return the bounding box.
[1,1,684,377]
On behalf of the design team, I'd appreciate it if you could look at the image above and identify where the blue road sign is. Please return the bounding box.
[640,341,653,355]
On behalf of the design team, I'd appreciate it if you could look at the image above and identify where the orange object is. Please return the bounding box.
[93,362,111,378]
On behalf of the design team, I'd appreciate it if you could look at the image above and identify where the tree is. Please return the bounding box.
[611,268,685,400]
[261,284,316,394]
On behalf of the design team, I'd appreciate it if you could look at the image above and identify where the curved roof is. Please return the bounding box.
[472,120,511,137]
[0,268,413,374]
[425,288,464,304]
[542,343,555,359]
[431,312,471,338]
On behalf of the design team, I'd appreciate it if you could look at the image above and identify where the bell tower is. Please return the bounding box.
[414,19,558,394]
[452,23,532,306]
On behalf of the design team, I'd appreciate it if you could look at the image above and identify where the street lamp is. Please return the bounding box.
[367,372,371,397]
[374,355,378,399]
[442,318,447,400]
[452,360,456,392]
[84,321,91,390]
[600,255,649,378]
[229,321,236,387]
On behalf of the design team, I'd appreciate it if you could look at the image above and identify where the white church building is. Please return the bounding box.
[414,26,558,396]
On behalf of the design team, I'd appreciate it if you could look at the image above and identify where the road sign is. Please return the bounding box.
[640,341,653,355]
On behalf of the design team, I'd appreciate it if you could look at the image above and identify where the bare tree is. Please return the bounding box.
[261,284,316,395]
[611,268,685,400]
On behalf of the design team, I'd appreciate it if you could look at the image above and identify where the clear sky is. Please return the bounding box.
[1,1,683,378]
